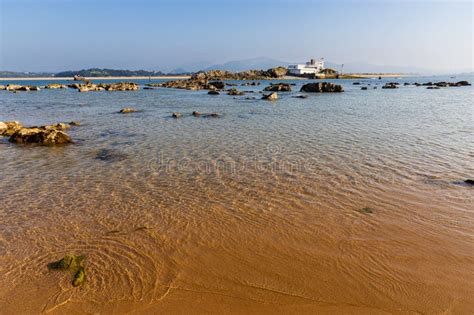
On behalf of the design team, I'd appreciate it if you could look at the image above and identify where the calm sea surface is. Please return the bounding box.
[0,76,473,314]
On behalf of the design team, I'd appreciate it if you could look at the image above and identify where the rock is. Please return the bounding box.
[227,88,244,95]
[266,66,287,78]
[6,84,22,91]
[143,87,154,90]
[45,83,67,89]
[208,81,225,90]
[263,83,292,92]
[172,112,182,118]
[403,82,410,86]
[464,179,474,185]
[192,111,201,117]
[361,87,368,90]
[427,86,440,89]
[9,127,72,145]
[0,85,5,90]
[119,108,137,114]
[382,83,398,89]
[455,81,471,86]
[353,82,361,85]
[208,90,220,95]
[0,121,23,136]
[29,86,40,91]
[69,121,81,126]
[300,82,344,93]
[292,95,308,99]
[202,113,220,118]
[262,92,278,101]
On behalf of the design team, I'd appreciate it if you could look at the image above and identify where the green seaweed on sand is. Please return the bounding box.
[72,267,86,287]
[48,254,86,287]
[48,254,85,271]
[359,207,374,214]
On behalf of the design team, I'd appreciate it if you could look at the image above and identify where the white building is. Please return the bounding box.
[288,58,325,75]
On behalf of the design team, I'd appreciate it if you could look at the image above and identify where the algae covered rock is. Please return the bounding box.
[72,267,86,287]
[48,254,85,271]
[48,254,86,287]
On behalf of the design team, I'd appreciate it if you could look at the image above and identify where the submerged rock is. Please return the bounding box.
[192,111,220,118]
[361,87,368,90]
[300,82,344,93]
[95,148,128,162]
[208,90,220,95]
[360,207,374,214]
[262,92,278,101]
[119,107,138,114]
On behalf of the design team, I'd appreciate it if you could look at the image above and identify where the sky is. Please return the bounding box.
[0,0,472,73]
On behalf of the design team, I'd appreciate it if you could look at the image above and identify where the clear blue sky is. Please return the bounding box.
[0,0,472,72]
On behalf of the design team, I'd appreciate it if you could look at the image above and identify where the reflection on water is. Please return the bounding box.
[0,76,473,314]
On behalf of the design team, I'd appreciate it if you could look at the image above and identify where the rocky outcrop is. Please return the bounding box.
[9,124,73,145]
[300,82,344,93]
[154,67,288,91]
[119,108,138,114]
[5,84,40,92]
[263,83,292,92]
[262,92,278,101]
[69,82,139,92]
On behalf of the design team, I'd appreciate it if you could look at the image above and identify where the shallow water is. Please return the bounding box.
[0,76,473,314]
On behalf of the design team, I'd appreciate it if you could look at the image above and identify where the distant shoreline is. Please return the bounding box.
[0,73,410,81]
[0,76,191,81]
